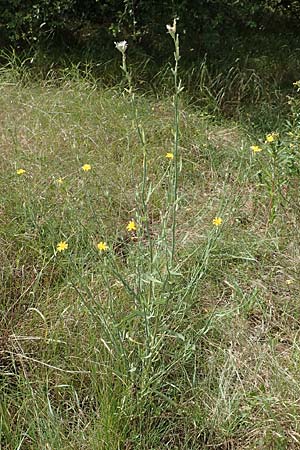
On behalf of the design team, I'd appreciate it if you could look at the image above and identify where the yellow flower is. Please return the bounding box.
[165,152,174,160]
[97,241,108,252]
[82,164,91,172]
[212,217,222,227]
[126,220,137,232]
[266,134,274,143]
[56,241,68,252]
[16,168,26,175]
[265,133,278,143]
[250,145,262,153]
[56,177,63,184]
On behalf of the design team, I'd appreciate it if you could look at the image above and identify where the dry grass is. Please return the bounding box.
[0,70,300,449]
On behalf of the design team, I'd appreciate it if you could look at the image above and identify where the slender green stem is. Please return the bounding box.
[121,47,153,269]
[168,26,181,266]
[171,34,180,264]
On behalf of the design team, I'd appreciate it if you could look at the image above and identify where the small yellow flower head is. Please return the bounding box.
[56,241,68,252]
[16,168,26,175]
[266,134,274,143]
[265,133,278,143]
[126,220,137,232]
[212,217,223,227]
[165,152,174,160]
[250,145,262,153]
[56,177,63,185]
[97,241,108,252]
[82,164,91,172]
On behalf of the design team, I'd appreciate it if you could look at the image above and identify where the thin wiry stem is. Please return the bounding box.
[167,22,181,266]
[120,48,153,268]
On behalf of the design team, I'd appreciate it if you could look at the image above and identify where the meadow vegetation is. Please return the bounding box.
[1,19,300,450]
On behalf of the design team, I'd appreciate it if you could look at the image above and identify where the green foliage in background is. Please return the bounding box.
[1,0,300,54]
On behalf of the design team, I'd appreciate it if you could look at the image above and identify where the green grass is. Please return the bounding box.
[1,39,300,450]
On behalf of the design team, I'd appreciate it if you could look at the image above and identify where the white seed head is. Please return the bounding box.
[114,40,128,53]
[166,18,177,35]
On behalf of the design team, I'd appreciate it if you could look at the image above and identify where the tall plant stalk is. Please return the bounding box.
[116,40,153,269]
[167,19,182,265]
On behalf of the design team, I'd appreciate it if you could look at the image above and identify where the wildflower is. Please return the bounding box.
[165,152,174,160]
[212,217,222,227]
[82,164,91,172]
[97,241,108,252]
[115,41,128,54]
[265,133,278,143]
[126,220,137,232]
[56,241,68,252]
[56,177,63,184]
[250,145,262,153]
[166,18,177,36]
[293,80,300,88]
[16,168,26,175]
